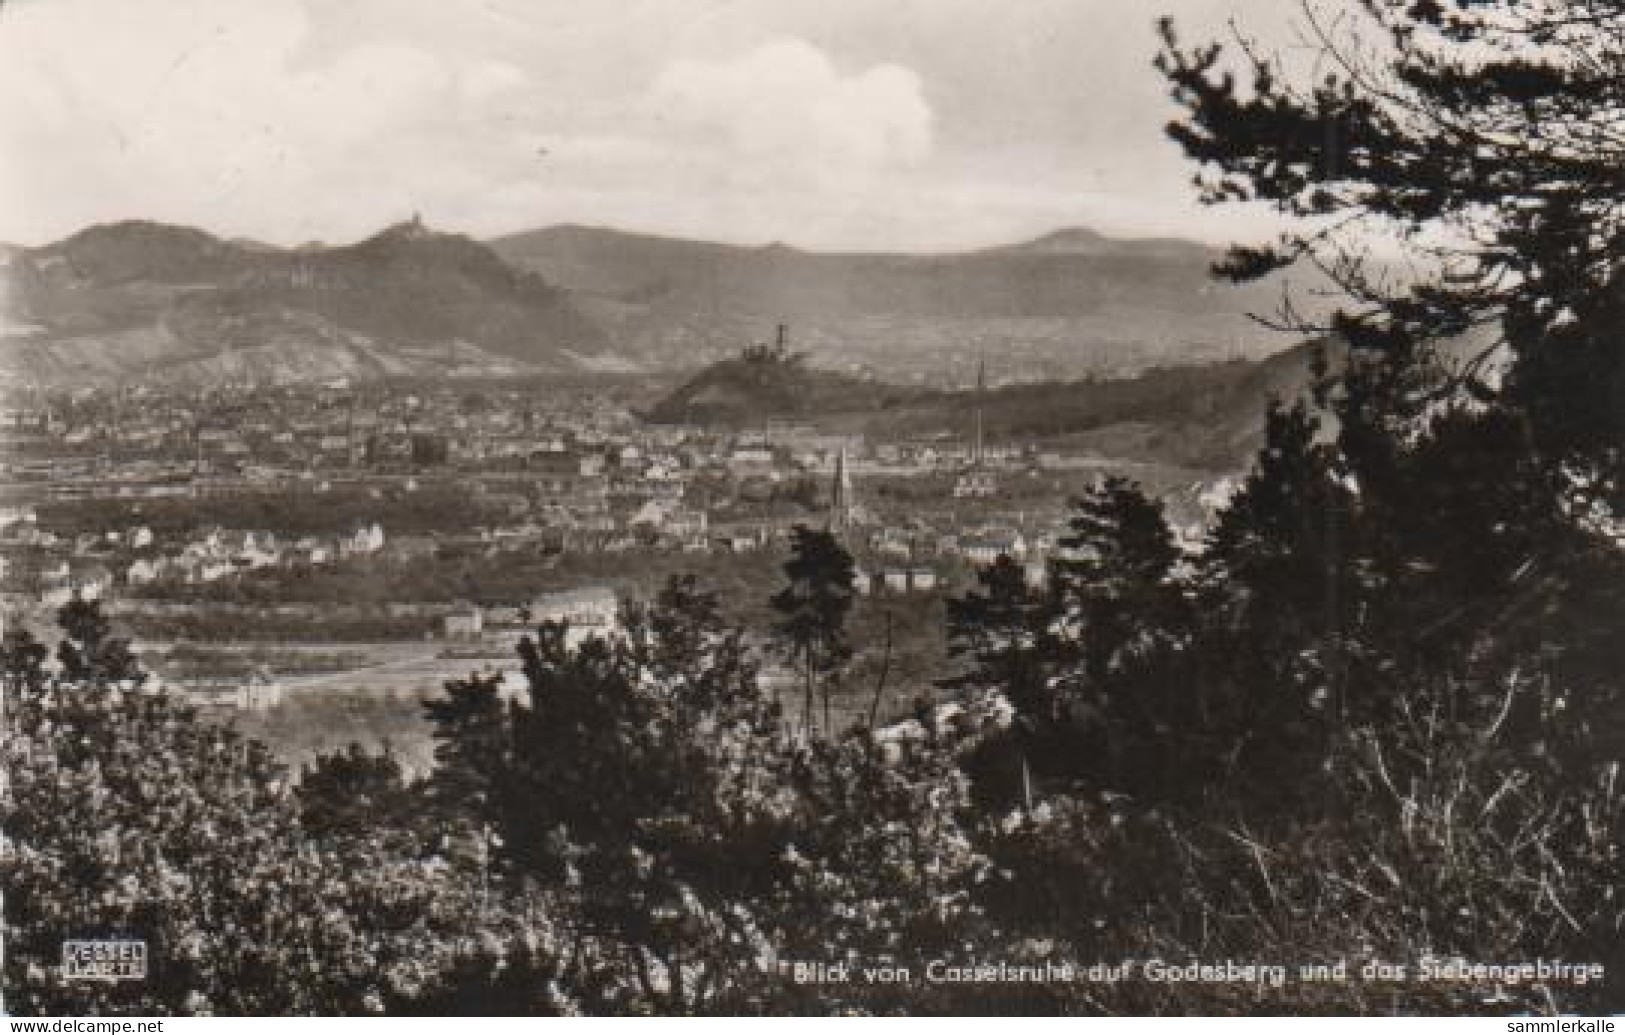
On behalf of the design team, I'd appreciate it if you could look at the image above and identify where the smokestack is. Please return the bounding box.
[974,355,986,467]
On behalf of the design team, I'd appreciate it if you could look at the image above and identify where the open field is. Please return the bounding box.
[173,629,938,776]
[150,639,517,774]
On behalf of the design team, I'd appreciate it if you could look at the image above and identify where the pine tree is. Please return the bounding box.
[422,670,510,828]
[297,742,420,848]
[1159,2,1625,776]
[770,525,856,736]
[944,554,1049,805]
[946,554,1045,700]
[1195,403,1360,796]
[1142,33,1625,985]
[1,627,48,693]
[1156,1,1625,503]
[1024,478,1199,797]
[54,596,143,685]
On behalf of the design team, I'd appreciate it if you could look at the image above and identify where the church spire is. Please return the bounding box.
[828,446,853,534]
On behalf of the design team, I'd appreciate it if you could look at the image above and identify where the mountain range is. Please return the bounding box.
[1,219,611,387]
[1,218,1317,389]
[490,224,1315,383]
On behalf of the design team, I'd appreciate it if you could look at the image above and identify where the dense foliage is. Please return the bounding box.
[6,1,1625,1015]
[2,620,572,1016]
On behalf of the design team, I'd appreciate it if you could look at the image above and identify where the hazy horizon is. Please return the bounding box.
[0,0,1308,253]
[9,214,1235,256]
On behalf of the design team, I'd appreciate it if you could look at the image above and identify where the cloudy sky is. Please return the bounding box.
[0,0,1305,251]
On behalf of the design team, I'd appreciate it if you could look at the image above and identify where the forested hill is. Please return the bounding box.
[649,340,1325,470]
[645,351,934,425]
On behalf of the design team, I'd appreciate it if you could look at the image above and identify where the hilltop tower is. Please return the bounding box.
[742,322,791,363]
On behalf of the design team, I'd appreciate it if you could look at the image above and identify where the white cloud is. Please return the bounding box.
[460,60,527,103]
[0,0,1304,251]
[0,0,527,244]
[649,39,932,187]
